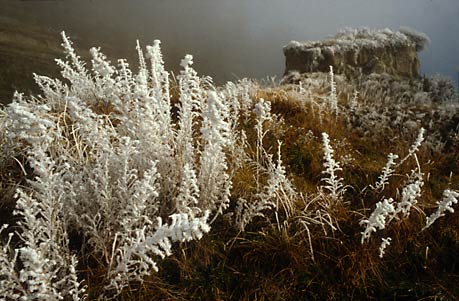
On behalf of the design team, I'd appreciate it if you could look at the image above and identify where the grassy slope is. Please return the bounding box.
[97,81,459,300]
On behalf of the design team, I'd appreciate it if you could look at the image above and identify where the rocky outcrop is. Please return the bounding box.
[283,28,430,79]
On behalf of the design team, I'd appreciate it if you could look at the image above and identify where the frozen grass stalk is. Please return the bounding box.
[321,132,345,201]
[253,98,272,191]
[329,66,338,114]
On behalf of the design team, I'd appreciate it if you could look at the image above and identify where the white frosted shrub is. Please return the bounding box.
[361,130,426,248]
[55,32,94,100]
[0,226,20,300]
[175,54,202,170]
[176,163,200,213]
[2,27,459,299]
[425,74,457,103]
[4,93,55,149]
[145,40,172,133]
[0,31,268,298]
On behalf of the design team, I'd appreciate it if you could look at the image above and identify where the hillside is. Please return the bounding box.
[0,30,459,300]
[0,4,128,105]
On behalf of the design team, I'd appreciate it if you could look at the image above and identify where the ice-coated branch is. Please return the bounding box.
[108,212,211,293]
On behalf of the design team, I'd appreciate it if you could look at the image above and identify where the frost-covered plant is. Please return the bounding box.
[90,46,116,100]
[55,32,93,100]
[393,169,424,219]
[360,198,395,244]
[253,98,272,190]
[425,74,457,103]
[198,91,232,217]
[379,237,392,258]
[399,127,425,165]
[349,90,359,112]
[1,92,85,300]
[4,93,55,149]
[373,153,398,191]
[64,137,161,259]
[423,189,459,230]
[108,212,210,293]
[176,54,203,168]
[329,66,339,114]
[399,26,431,51]
[176,163,200,213]
[321,132,346,201]
[362,160,424,245]
[235,78,257,119]
[146,41,171,110]
[0,31,245,298]
[261,142,296,217]
[13,149,85,300]
[235,142,296,231]
[234,197,275,232]
[0,226,20,300]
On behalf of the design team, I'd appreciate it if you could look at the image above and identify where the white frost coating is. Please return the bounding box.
[109,212,211,292]
[200,91,230,146]
[374,153,399,191]
[90,47,115,77]
[180,54,194,68]
[284,27,429,53]
[321,132,345,201]
[379,237,392,258]
[360,198,395,244]
[394,174,424,218]
[423,189,459,230]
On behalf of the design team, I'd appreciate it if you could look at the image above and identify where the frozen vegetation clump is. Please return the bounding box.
[0,31,309,299]
[0,32,255,299]
[1,27,459,300]
[284,27,428,52]
[424,74,458,103]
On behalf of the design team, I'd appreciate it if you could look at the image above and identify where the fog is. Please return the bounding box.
[2,0,459,84]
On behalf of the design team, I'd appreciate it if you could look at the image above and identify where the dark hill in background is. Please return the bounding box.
[0,2,129,105]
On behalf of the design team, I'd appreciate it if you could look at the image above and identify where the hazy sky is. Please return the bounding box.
[3,0,459,84]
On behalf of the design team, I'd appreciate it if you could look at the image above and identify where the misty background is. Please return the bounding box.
[1,0,459,86]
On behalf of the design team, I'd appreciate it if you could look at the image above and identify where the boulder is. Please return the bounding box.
[283,27,430,79]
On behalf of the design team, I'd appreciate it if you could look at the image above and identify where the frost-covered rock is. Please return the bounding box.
[283,27,429,79]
